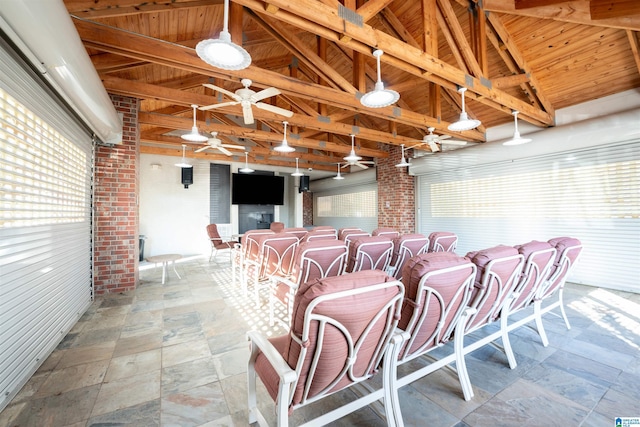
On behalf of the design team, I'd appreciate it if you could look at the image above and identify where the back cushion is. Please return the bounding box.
[285,270,397,404]
[347,235,393,272]
[398,252,473,349]
[466,245,519,289]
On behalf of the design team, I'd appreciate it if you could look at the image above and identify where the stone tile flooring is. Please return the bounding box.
[1,256,639,426]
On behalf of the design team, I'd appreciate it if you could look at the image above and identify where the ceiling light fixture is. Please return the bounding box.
[360,49,399,108]
[291,158,304,177]
[174,144,193,168]
[447,87,481,132]
[195,0,251,70]
[395,144,410,167]
[274,121,295,153]
[239,152,254,173]
[333,163,345,180]
[344,134,362,163]
[502,110,532,146]
[181,104,208,142]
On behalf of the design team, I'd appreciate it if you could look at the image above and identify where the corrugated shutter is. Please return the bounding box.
[416,142,640,292]
[0,39,93,411]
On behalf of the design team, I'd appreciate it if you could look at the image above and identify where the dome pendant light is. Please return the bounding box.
[239,152,254,173]
[502,110,532,146]
[344,134,362,163]
[195,0,251,70]
[447,87,481,132]
[174,144,193,168]
[333,163,345,180]
[360,49,399,108]
[274,121,295,153]
[181,105,209,142]
[291,158,304,176]
[395,144,410,167]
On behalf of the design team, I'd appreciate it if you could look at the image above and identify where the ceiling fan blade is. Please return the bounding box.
[221,143,245,150]
[252,87,281,102]
[256,102,294,117]
[354,162,369,169]
[203,83,240,101]
[199,101,240,111]
[242,104,254,124]
[427,141,440,152]
[194,146,211,153]
[217,146,233,156]
[438,134,452,140]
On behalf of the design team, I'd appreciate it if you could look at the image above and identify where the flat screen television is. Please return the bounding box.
[232,173,285,205]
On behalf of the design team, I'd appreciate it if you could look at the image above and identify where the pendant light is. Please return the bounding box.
[239,152,254,173]
[195,0,251,70]
[395,144,410,167]
[174,144,192,168]
[447,87,481,131]
[291,158,304,176]
[181,105,208,142]
[274,121,295,153]
[360,49,399,108]
[344,134,362,163]
[333,163,344,180]
[502,110,532,146]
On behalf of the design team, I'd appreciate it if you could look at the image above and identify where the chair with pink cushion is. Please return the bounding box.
[300,229,337,242]
[372,227,400,239]
[247,270,404,427]
[206,224,237,262]
[345,235,394,273]
[283,227,308,241]
[387,233,429,279]
[268,239,349,326]
[232,229,274,291]
[246,232,300,306]
[427,231,458,253]
[387,251,476,420]
[337,227,364,240]
[533,237,583,346]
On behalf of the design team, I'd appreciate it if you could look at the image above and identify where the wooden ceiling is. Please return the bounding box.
[63,0,640,174]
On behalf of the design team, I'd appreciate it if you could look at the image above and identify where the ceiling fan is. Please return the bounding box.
[410,127,467,153]
[194,132,244,155]
[342,134,376,169]
[200,79,293,125]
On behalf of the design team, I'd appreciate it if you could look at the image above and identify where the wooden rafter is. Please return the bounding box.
[484,0,640,31]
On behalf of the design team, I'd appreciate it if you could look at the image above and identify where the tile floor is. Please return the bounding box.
[1,256,639,427]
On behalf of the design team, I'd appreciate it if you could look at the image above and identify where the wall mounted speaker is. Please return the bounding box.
[299,175,310,193]
[181,167,193,189]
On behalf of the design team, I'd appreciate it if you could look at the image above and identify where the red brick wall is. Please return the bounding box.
[302,191,313,226]
[376,144,415,234]
[93,95,139,295]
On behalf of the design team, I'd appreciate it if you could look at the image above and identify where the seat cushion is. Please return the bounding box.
[254,334,289,401]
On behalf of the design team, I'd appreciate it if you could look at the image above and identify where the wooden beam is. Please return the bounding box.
[356,0,396,22]
[514,0,572,8]
[231,0,551,125]
[437,0,485,78]
[73,18,483,139]
[492,73,531,88]
[627,30,640,74]
[422,0,438,55]
[138,111,389,159]
[590,0,640,20]
[483,0,640,31]
[65,0,222,18]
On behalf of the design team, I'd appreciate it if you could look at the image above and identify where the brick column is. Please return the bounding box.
[93,95,140,295]
[376,144,415,234]
[302,191,313,226]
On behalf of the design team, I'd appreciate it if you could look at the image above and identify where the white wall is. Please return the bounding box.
[139,154,298,258]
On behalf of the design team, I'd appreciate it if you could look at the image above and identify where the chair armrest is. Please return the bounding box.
[247,331,297,385]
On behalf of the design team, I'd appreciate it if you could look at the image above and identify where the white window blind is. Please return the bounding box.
[314,182,378,232]
[0,42,93,411]
[417,142,640,292]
